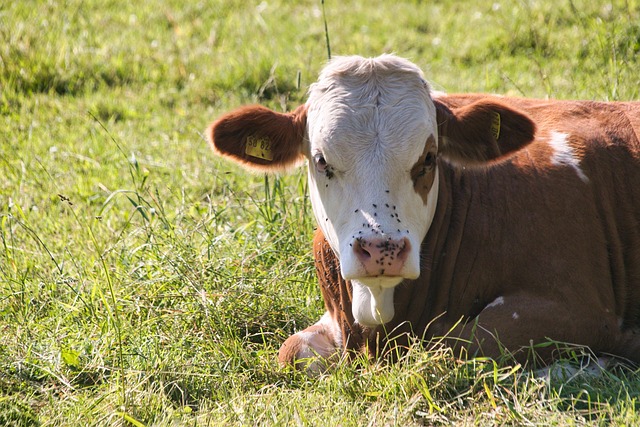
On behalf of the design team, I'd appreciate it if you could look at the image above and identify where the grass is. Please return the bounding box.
[1,0,640,425]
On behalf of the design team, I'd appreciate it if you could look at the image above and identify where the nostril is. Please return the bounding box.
[396,237,411,260]
[353,239,371,260]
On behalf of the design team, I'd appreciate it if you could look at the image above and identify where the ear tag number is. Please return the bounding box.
[245,135,273,161]
[491,112,501,140]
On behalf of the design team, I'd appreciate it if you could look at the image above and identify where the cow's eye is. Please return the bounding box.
[314,154,328,172]
[424,151,436,167]
[413,151,437,181]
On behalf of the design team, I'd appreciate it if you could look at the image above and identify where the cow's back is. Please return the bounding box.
[441,94,640,333]
[520,99,640,329]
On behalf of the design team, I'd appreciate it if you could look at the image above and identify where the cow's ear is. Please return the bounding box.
[207,104,307,172]
[435,99,536,164]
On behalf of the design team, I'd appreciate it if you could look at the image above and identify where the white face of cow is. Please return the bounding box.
[304,55,440,327]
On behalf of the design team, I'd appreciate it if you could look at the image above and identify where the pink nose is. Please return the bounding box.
[352,236,411,276]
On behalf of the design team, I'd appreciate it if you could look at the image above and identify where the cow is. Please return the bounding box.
[207,54,640,373]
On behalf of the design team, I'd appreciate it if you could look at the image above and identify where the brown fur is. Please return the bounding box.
[294,95,640,367]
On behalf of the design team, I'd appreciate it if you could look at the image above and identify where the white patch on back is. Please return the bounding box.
[486,296,505,309]
[512,312,519,320]
[548,131,589,183]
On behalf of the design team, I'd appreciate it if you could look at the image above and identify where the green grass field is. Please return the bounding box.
[2,0,640,425]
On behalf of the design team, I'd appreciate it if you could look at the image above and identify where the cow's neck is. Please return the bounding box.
[375,159,521,350]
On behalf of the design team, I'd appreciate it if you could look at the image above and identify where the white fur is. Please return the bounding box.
[535,356,612,382]
[304,55,440,326]
[293,312,341,374]
[351,280,396,327]
[548,131,589,183]
[430,90,448,99]
[486,296,505,309]
[318,311,343,350]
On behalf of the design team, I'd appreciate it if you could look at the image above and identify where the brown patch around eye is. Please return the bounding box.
[410,135,437,204]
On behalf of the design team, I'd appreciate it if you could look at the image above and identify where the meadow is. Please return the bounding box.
[1,0,640,425]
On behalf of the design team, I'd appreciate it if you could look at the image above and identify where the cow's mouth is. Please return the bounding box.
[356,275,405,288]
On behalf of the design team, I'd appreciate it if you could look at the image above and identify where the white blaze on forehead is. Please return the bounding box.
[306,55,435,170]
[548,131,589,183]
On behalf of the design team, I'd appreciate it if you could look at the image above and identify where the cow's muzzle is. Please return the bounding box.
[352,235,411,277]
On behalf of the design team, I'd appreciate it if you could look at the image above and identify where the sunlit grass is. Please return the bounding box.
[1,0,639,425]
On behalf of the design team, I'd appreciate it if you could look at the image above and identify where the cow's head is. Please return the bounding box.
[208,55,535,327]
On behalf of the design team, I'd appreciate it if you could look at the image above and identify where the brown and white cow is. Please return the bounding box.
[208,55,640,372]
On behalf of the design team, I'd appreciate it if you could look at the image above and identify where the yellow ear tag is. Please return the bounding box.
[491,112,501,140]
[245,135,273,161]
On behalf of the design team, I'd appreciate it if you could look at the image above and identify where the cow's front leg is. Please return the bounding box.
[278,312,342,374]
[443,293,619,366]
